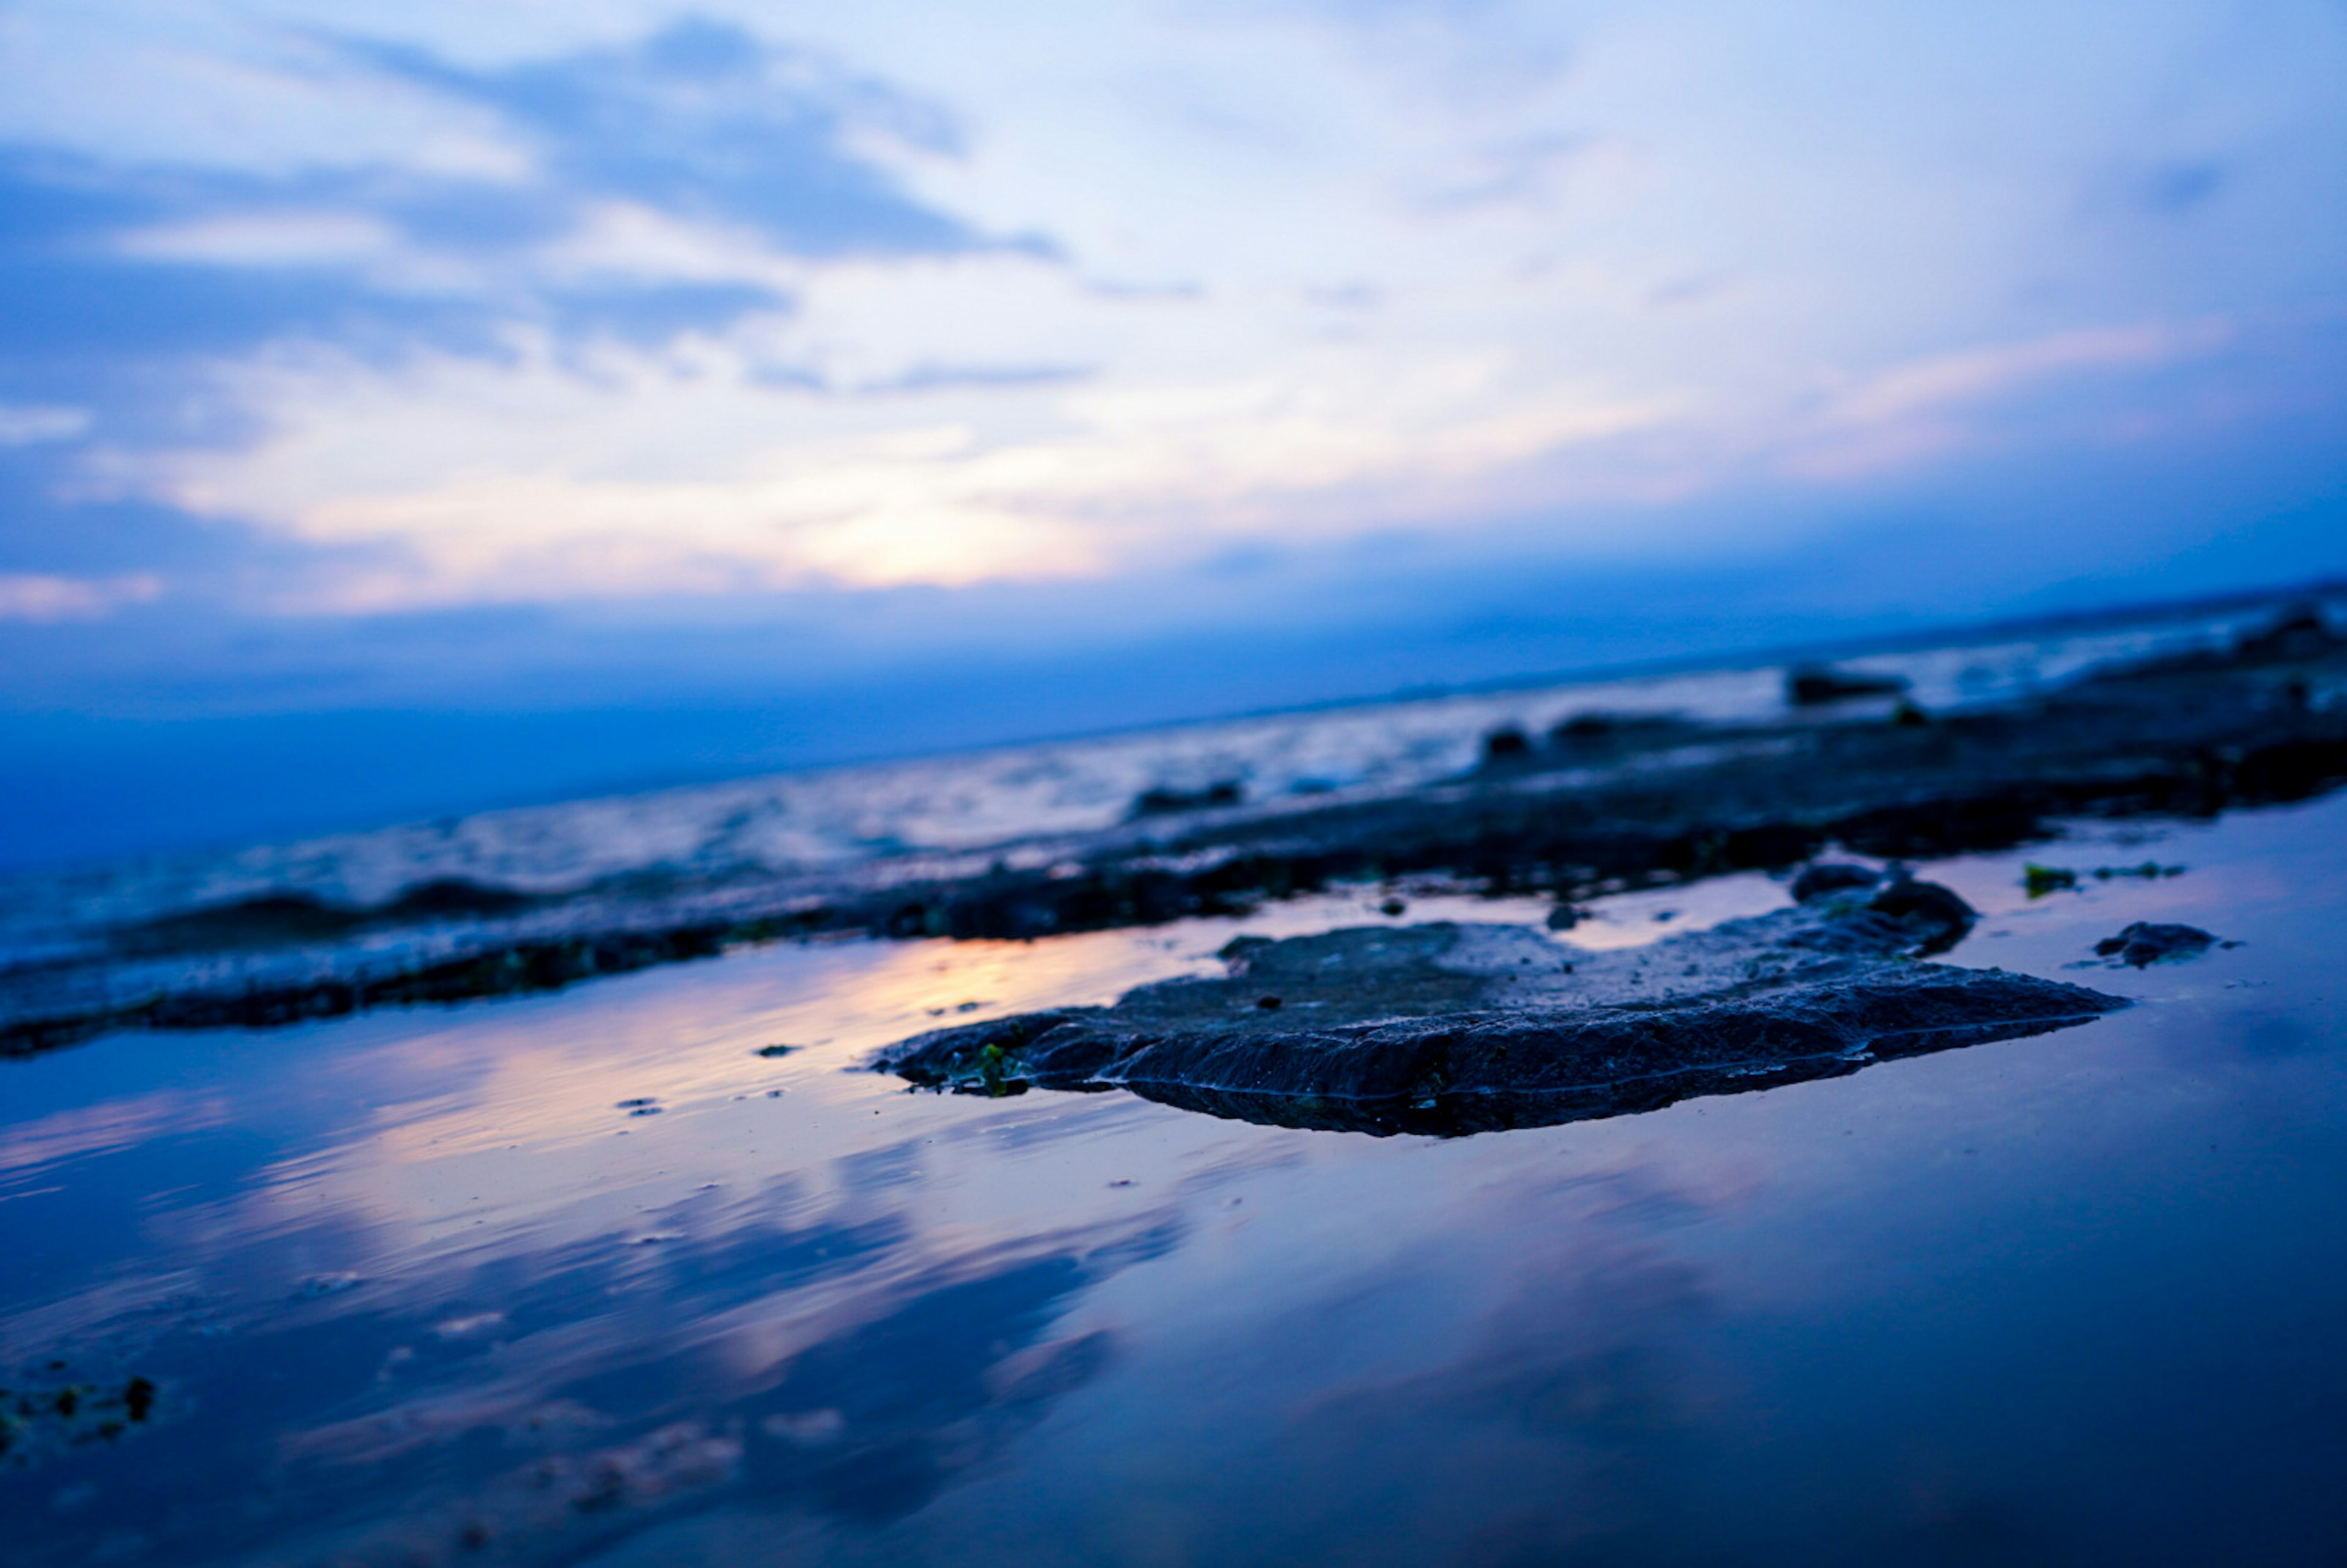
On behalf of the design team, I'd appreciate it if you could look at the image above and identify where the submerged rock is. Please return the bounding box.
[2093,921,2229,967]
[875,880,2125,1136]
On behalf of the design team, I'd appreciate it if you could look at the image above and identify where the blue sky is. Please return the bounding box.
[4,1,2346,865]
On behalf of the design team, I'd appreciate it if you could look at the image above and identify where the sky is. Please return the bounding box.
[4,0,2346,868]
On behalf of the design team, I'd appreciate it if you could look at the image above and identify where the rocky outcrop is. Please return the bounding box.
[875,881,2128,1136]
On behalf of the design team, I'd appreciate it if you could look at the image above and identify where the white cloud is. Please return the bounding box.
[119,212,403,268]
[0,3,531,178]
[0,405,92,445]
[0,573,161,621]
[129,292,1686,607]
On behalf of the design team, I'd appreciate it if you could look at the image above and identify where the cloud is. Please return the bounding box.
[342,16,979,260]
[118,211,402,267]
[1824,326,2206,426]
[1781,320,2235,477]
[122,306,1684,607]
[1,0,2345,625]
[0,405,92,445]
[0,571,161,621]
[0,9,988,406]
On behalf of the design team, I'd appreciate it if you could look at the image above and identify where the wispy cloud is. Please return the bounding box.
[0,571,161,621]
[0,404,92,445]
[0,0,2343,621]
[1782,320,2236,477]
[1824,323,2228,428]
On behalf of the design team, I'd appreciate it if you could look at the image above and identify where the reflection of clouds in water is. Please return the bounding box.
[0,1088,229,1179]
[737,1256,1120,1523]
[0,908,1256,1566]
[2,1153,1170,1566]
[869,1152,1739,1568]
[1136,1222,1716,1566]
[10,791,2347,1564]
[0,925,1230,1564]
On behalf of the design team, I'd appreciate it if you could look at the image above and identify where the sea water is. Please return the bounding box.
[2,783,2343,1564]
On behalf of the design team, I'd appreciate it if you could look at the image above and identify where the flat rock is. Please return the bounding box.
[874,882,2128,1135]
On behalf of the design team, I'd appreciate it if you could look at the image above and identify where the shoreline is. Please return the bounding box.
[6,605,2343,1057]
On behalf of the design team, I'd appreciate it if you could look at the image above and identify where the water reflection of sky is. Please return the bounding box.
[6,795,2347,1564]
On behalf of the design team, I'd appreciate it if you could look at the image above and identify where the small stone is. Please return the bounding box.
[2093,922,2226,967]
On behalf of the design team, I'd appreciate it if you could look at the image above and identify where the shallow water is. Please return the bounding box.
[4,793,2346,1565]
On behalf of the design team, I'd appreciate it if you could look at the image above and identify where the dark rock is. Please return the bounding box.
[2089,605,2345,683]
[875,886,2118,1136]
[378,878,536,920]
[2233,606,2341,664]
[2093,921,2227,967]
[1860,876,1976,956]
[108,879,535,958]
[1788,665,1910,706]
[1790,863,1882,902]
[1552,713,1622,742]
[108,892,366,955]
[1131,781,1244,817]
[2091,862,2183,881]
[1548,713,1691,750]
[1831,792,2051,859]
[1482,726,1534,765]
